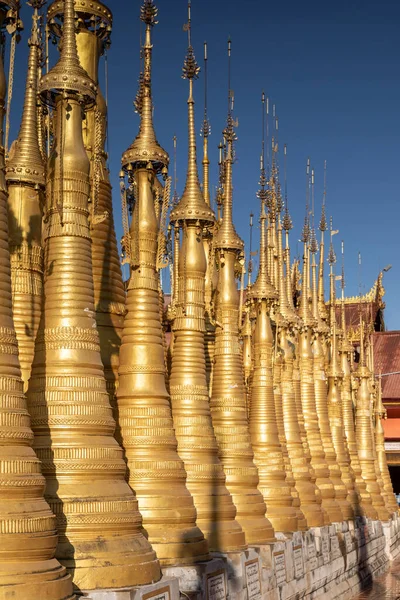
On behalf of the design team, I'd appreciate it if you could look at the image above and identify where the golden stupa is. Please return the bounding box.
[0,0,397,597]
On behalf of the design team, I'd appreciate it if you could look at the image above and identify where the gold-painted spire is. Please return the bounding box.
[250,195,278,300]
[277,147,295,322]
[248,116,297,529]
[327,217,338,327]
[118,0,209,565]
[60,0,126,406]
[39,0,96,104]
[6,1,46,389]
[277,212,298,323]
[213,39,243,250]
[299,161,314,327]
[310,168,328,332]
[6,1,45,186]
[172,134,179,204]
[168,4,245,551]
[247,211,254,287]
[216,140,224,220]
[170,7,213,223]
[327,232,341,377]
[210,76,274,544]
[318,160,329,320]
[376,373,386,419]
[339,240,353,352]
[359,309,366,368]
[276,150,324,527]
[249,93,277,301]
[122,1,168,172]
[29,0,162,586]
[312,211,349,521]
[282,154,295,310]
[338,242,376,518]
[201,40,215,391]
[201,41,211,205]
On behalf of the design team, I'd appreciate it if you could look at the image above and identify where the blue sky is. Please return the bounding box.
[9,0,400,328]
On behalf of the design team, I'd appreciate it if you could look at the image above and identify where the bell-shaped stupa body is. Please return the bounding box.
[0,3,73,598]
[28,0,160,589]
[116,2,209,565]
[6,7,45,390]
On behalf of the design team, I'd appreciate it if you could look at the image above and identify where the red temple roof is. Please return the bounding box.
[373,331,400,401]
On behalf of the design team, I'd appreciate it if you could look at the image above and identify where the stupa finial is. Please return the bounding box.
[170,1,214,224]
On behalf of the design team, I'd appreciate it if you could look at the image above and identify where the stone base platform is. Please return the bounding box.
[76,575,180,600]
[75,514,400,600]
[163,556,228,600]
[258,515,399,600]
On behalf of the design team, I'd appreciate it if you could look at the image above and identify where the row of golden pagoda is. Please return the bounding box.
[0,0,396,598]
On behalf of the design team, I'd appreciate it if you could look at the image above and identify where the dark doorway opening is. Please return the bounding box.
[388,466,400,497]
